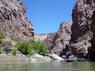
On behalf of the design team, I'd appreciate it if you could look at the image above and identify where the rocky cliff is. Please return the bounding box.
[46,0,95,60]
[71,0,95,42]
[70,0,95,59]
[46,22,71,55]
[88,10,95,61]
[0,0,34,41]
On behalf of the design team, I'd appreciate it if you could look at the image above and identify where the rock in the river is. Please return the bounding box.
[48,53,64,62]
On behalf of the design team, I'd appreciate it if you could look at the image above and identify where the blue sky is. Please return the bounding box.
[23,0,76,34]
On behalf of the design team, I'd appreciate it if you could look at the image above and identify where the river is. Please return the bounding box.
[0,62,95,71]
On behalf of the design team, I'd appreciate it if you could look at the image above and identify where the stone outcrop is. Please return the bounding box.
[70,0,95,59]
[0,0,34,41]
[46,22,71,55]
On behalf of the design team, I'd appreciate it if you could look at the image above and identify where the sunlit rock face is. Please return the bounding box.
[0,0,34,41]
[46,22,71,55]
[70,0,95,59]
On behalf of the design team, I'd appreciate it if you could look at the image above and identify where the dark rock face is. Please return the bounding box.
[0,0,34,41]
[46,22,71,55]
[88,11,95,61]
[71,0,95,42]
[70,0,95,60]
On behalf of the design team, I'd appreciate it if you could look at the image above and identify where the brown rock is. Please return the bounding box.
[0,0,34,41]
[70,0,95,59]
[88,10,95,61]
[71,0,95,42]
[46,22,72,55]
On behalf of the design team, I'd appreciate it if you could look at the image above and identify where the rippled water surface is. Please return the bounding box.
[0,62,95,71]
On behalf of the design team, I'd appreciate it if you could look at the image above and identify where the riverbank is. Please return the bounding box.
[0,53,65,64]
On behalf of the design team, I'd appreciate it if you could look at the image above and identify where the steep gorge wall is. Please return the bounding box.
[0,0,34,41]
[46,22,71,55]
[88,11,95,61]
[71,0,95,42]
[70,0,95,59]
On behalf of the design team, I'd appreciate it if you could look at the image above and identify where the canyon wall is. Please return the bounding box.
[0,0,34,41]
[88,10,95,61]
[71,0,95,42]
[70,0,95,59]
[46,22,71,55]
[46,0,95,60]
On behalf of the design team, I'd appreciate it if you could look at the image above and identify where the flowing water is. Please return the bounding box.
[0,62,95,71]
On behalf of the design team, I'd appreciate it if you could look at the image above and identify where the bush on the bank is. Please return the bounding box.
[16,41,34,55]
[11,48,17,56]
[16,40,48,56]
[33,41,48,55]
[0,39,2,44]
[0,32,5,39]
[0,48,1,54]
[0,32,5,44]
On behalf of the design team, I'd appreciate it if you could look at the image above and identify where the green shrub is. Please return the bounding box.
[0,39,2,44]
[11,48,17,56]
[0,32,5,44]
[16,41,35,55]
[0,32,5,39]
[33,41,48,56]
[0,48,1,54]
[16,40,48,56]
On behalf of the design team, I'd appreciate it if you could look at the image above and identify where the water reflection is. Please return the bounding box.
[0,62,95,71]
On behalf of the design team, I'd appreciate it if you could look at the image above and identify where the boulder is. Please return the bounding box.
[48,53,64,62]
[31,53,51,63]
